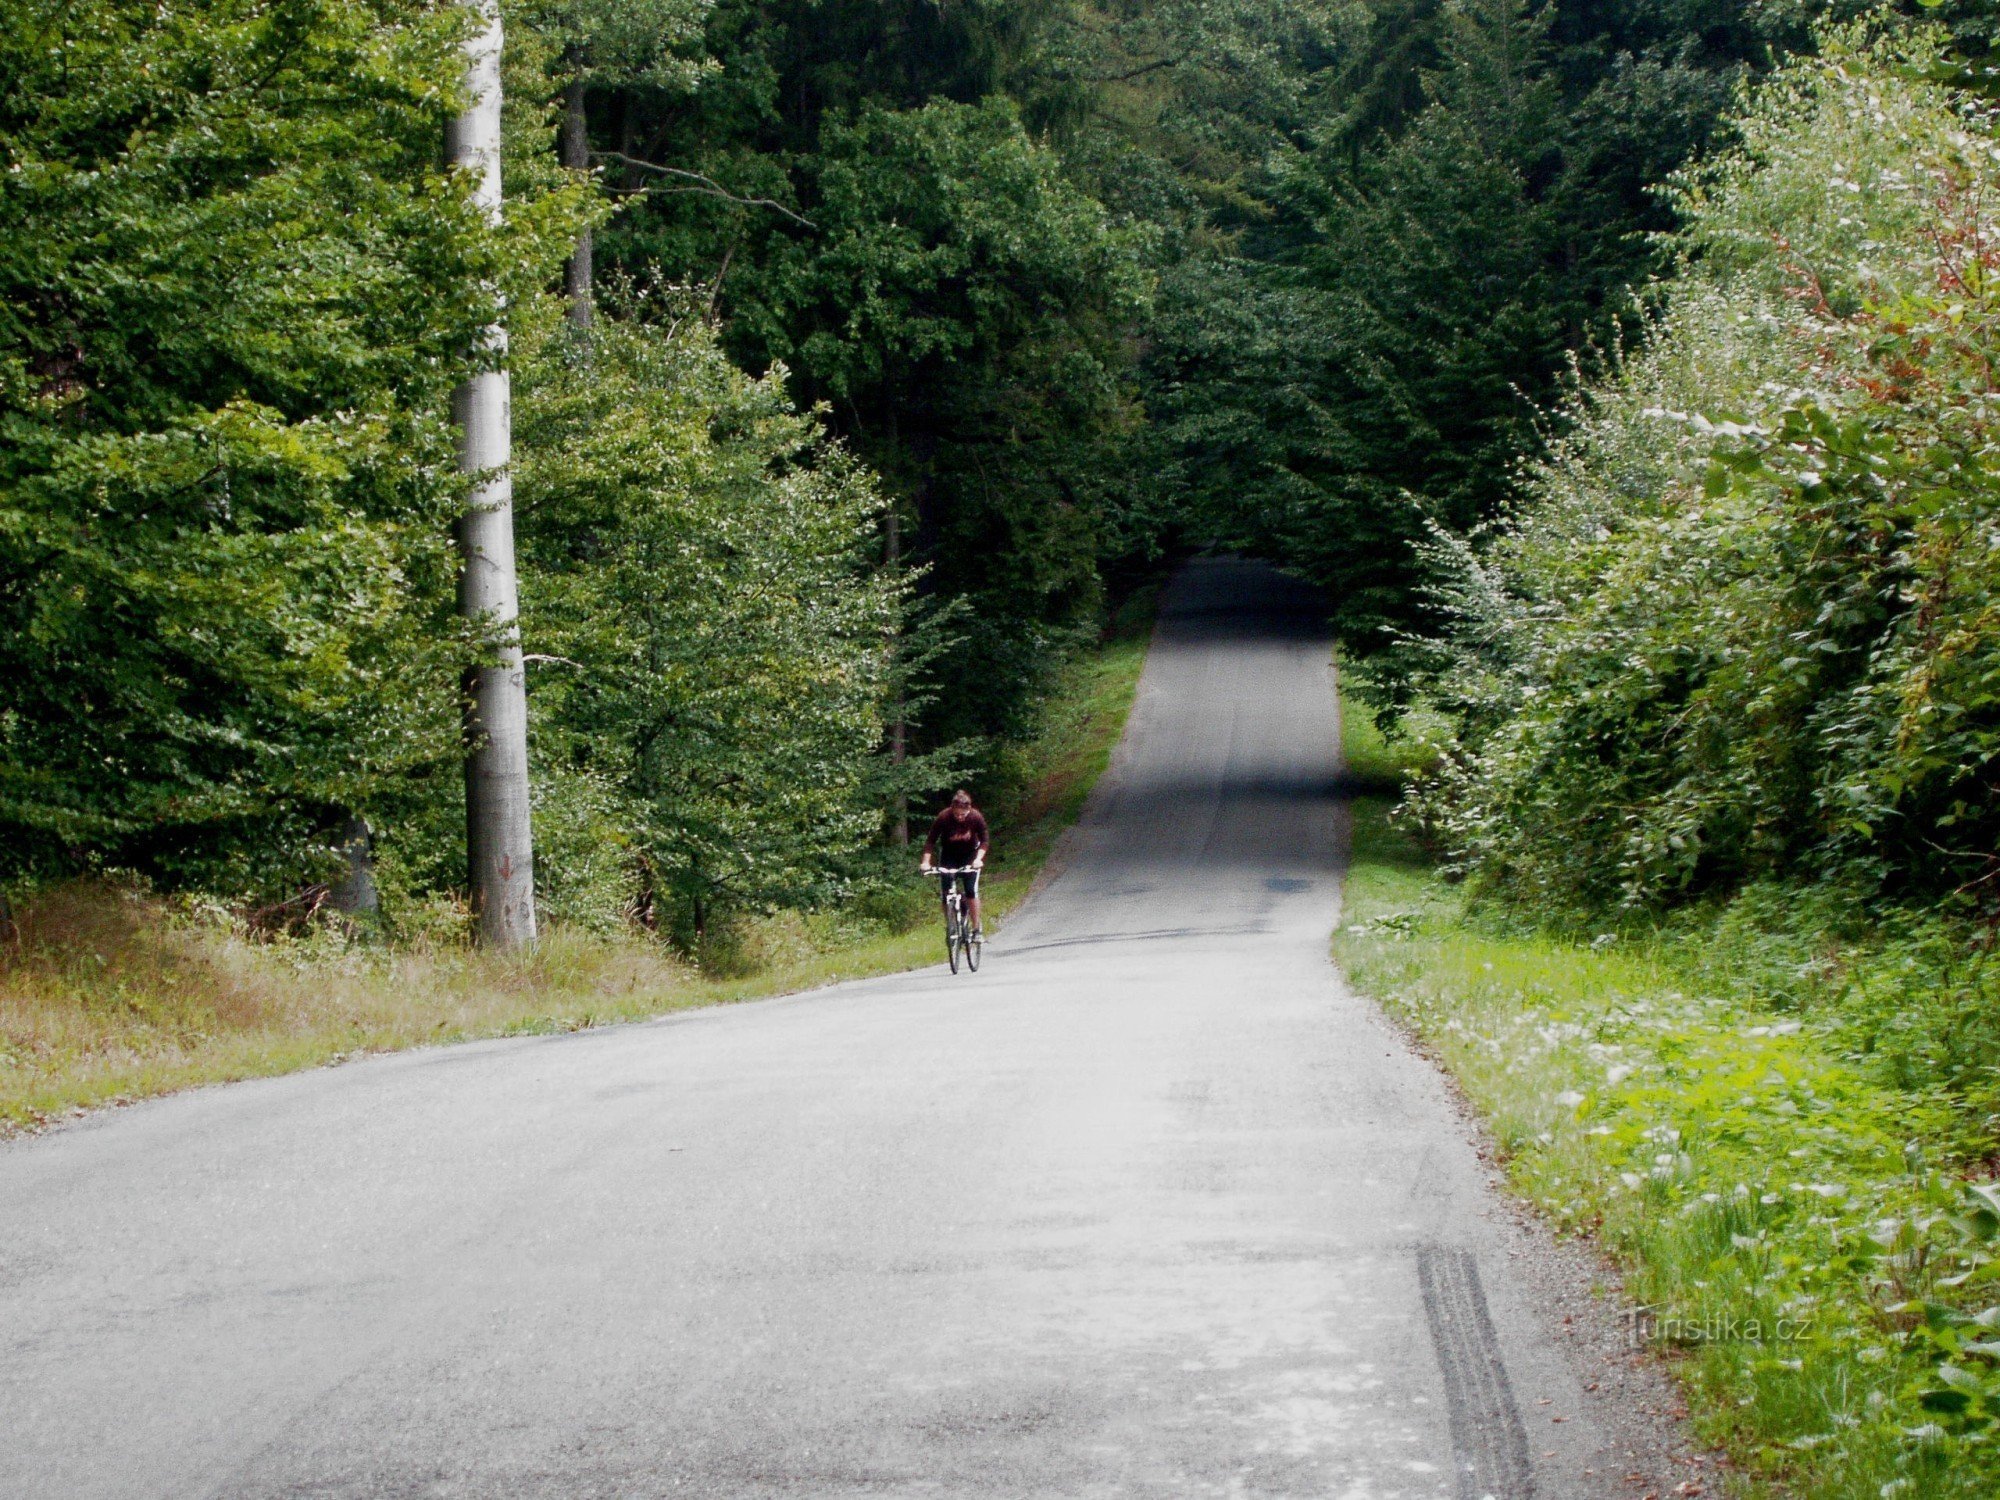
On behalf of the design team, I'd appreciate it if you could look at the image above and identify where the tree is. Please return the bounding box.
[0,0,576,895]
[1145,0,1762,648]
[510,288,902,936]
[517,0,710,327]
[767,100,1148,740]
[590,5,1152,753]
[452,0,538,948]
[1399,35,2000,910]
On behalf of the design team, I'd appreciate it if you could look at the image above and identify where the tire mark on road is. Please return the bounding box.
[1418,1244,1533,1500]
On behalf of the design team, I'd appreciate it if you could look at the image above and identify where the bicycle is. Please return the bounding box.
[926,866,982,974]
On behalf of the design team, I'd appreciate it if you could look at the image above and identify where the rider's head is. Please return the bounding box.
[951,789,972,810]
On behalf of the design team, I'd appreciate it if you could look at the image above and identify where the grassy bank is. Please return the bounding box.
[0,591,1159,1135]
[1334,704,2000,1498]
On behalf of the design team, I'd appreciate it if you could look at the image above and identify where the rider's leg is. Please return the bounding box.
[966,875,982,937]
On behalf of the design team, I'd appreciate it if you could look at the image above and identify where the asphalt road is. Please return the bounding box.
[1,559,1672,1499]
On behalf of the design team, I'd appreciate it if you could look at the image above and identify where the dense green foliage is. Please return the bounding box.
[1399,34,2000,914]
[0,0,565,890]
[0,0,904,934]
[588,2,1160,742]
[512,295,900,932]
[1149,0,1813,643]
[576,0,1837,691]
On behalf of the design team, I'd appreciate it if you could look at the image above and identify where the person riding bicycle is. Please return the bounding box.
[919,789,988,942]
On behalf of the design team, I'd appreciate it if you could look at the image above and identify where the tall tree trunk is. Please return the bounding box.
[560,72,593,331]
[327,814,379,924]
[450,0,538,950]
[887,498,909,847]
[884,406,908,848]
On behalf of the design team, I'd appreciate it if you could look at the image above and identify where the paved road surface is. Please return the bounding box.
[1,560,1664,1498]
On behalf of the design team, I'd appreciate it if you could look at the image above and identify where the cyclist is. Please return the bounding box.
[919,789,988,942]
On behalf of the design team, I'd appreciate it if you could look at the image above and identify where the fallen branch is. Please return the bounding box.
[242,884,331,939]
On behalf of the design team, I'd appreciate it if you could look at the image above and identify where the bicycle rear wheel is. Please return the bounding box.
[966,929,981,972]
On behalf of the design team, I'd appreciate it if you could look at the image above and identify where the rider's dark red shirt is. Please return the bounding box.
[924,807,989,868]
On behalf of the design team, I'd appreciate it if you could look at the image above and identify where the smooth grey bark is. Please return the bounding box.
[883,407,908,848]
[560,74,593,331]
[450,0,538,949]
[327,816,379,920]
[886,500,908,848]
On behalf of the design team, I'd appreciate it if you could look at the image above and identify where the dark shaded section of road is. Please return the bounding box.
[0,559,1664,1498]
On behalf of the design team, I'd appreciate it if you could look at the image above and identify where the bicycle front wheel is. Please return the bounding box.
[946,908,961,974]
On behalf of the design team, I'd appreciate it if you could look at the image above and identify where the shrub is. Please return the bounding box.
[1400,32,2000,915]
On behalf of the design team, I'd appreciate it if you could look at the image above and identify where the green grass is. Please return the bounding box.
[1333,701,2000,1499]
[0,592,1159,1133]
[1334,648,1442,795]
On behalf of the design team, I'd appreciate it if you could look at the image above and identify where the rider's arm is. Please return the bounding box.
[971,811,990,868]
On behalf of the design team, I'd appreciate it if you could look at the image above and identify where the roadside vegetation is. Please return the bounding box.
[1338,27,2000,1499]
[0,586,1154,1133]
[1340,796,2000,1498]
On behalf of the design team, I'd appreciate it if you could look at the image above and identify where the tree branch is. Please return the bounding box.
[706,241,737,322]
[1083,52,1193,84]
[592,152,817,229]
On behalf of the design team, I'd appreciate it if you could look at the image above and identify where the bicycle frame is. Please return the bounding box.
[927,867,981,974]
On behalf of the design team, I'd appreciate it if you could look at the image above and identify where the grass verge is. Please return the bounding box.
[0,589,1159,1135]
[1334,708,2000,1499]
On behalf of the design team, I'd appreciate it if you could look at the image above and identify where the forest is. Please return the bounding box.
[2,0,1999,968]
[14,0,1990,948]
[0,0,1968,936]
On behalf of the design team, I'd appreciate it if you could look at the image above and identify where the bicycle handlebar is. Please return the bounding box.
[924,866,980,876]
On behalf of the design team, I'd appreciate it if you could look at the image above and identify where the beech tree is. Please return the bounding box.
[519,0,709,327]
[0,0,576,893]
[511,289,905,935]
[451,0,539,947]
